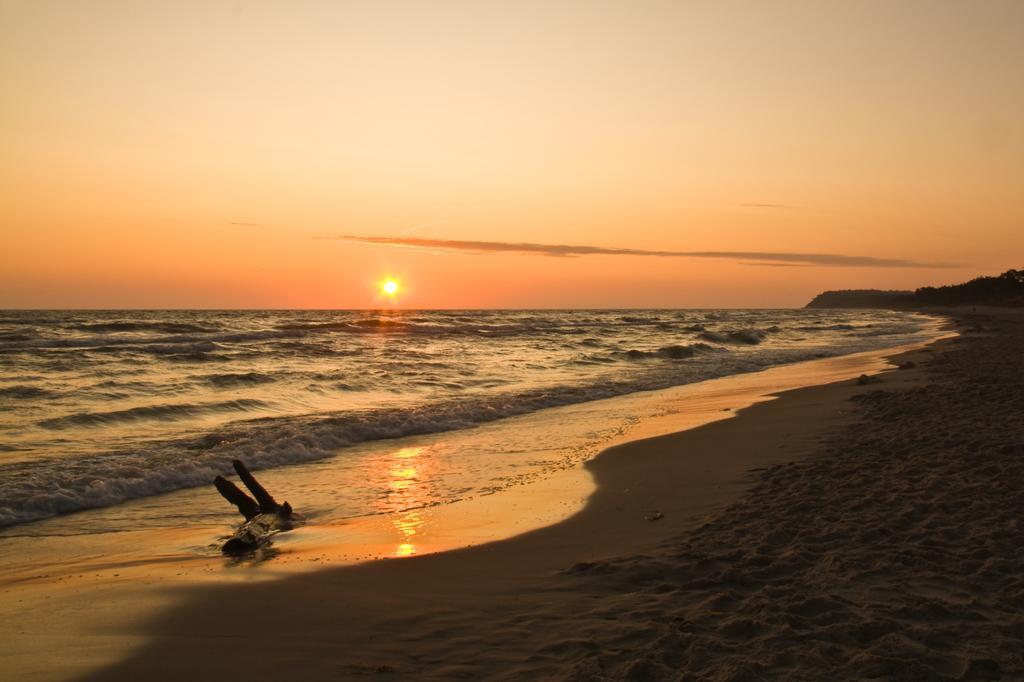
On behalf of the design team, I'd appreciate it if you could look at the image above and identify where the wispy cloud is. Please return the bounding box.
[741,262,809,267]
[740,203,789,209]
[400,217,452,236]
[228,221,265,228]
[323,235,956,268]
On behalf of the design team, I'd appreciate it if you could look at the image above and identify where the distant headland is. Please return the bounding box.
[806,268,1024,309]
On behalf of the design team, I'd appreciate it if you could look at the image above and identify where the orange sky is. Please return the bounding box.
[1,0,1021,308]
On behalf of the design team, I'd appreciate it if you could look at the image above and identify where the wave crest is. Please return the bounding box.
[38,399,269,429]
[700,329,768,345]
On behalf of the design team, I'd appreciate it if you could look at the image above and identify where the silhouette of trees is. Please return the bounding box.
[805,269,1024,308]
[805,290,913,308]
[915,269,1024,306]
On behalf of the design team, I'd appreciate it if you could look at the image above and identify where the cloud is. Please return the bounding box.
[323,235,957,268]
[400,217,452,236]
[740,262,809,267]
[228,221,264,227]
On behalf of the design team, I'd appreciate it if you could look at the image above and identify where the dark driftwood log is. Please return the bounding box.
[232,459,281,513]
[214,459,300,555]
[213,476,259,521]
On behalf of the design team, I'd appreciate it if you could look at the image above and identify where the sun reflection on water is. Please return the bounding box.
[383,446,430,557]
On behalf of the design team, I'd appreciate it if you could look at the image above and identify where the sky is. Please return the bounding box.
[1,0,1022,308]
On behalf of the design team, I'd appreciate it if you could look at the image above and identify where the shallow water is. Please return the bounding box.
[0,308,938,528]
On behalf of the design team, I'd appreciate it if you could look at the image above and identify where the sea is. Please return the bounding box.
[0,308,940,533]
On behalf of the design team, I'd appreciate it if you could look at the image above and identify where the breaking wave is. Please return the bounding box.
[699,329,768,345]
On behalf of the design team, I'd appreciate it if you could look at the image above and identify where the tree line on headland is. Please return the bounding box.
[805,269,1024,309]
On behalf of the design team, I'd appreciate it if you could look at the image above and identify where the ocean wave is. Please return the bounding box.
[163,351,230,363]
[846,328,904,337]
[699,329,768,345]
[0,345,804,527]
[0,315,84,326]
[269,317,675,339]
[327,381,366,392]
[351,318,411,329]
[572,355,618,365]
[621,343,716,361]
[100,341,225,355]
[202,372,278,387]
[0,332,40,343]
[794,323,859,332]
[0,309,942,528]
[16,336,226,351]
[3,328,312,352]
[269,341,353,357]
[274,321,358,331]
[1,315,743,355]
[0,385,54,399]
[38,399,270,429]
[74,321,220,334]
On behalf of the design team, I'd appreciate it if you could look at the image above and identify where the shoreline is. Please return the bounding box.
[271,327,955,570]
[0,309,939,533]
[0,315,949,573]
[25,321,960,680]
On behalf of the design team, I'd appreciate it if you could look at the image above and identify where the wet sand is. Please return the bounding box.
[10,314,1018,680]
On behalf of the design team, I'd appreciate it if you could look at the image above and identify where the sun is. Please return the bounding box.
[381,279,399,297]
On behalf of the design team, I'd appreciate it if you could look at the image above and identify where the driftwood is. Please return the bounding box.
[214,459,302,555]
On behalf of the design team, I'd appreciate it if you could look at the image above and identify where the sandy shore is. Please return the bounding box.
[60,311,1024,680]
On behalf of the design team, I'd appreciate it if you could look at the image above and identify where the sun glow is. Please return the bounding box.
[381,279,399,297]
